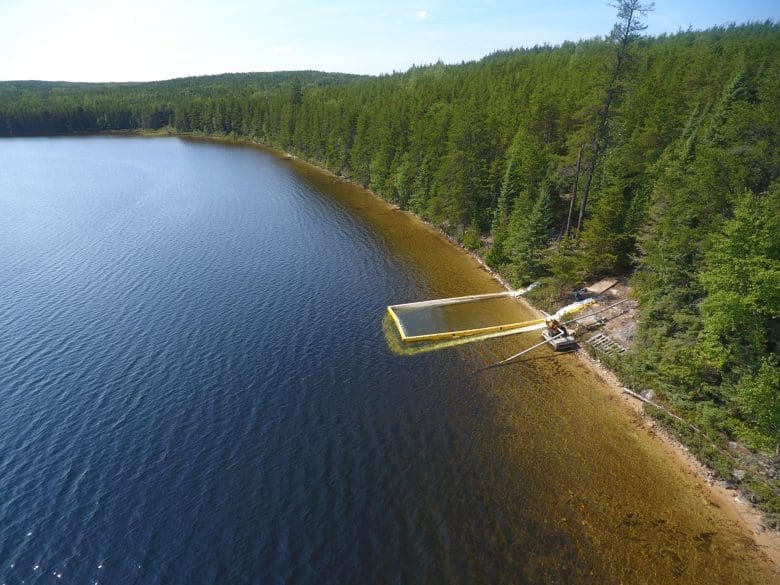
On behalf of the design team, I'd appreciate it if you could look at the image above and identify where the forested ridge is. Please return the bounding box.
[1,18,778,515]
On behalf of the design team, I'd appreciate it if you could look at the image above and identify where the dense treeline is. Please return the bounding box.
[0,71,364,135]
[1,20,778,492]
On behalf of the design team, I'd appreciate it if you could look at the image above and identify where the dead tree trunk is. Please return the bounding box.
[565,145,583,236]
[574,0,653,233]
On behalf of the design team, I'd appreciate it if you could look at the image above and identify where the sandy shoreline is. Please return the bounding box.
[578,348,780,571]
[149,131,780,574]
[277,140,780,575]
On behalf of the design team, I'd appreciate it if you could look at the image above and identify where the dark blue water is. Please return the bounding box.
[0,137,770,584]
[0,137,517,583]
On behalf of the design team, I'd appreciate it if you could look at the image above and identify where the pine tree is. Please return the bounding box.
[698,186,780,442]
[506,189,554,284]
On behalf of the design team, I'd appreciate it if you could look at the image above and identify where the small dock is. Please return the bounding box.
[542,329,577,351]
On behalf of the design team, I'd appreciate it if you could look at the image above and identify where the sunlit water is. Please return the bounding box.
[0,137,771,584]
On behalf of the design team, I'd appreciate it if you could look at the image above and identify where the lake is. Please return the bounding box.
[0,136,771,583]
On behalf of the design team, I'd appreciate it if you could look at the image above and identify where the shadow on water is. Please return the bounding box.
[472,349,578,375]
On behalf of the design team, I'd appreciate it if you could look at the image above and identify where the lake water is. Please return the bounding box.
[0,136,771,583]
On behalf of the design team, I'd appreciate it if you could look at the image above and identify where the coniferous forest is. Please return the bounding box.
[1,14,778,515]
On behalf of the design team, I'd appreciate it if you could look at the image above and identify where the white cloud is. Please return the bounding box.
[416,10,428,20]
[272,44,295,53]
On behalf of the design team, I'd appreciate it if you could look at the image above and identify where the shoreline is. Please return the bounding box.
[249,133,780,571]
[579,348,780,571]
[41,129,780,571]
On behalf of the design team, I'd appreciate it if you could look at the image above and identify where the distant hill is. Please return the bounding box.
[0,70,364,96]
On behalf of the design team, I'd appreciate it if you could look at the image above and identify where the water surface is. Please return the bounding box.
[0,136,771,583]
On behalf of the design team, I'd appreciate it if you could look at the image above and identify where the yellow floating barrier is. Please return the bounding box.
[387,288,542,343]
[387,289,594,344]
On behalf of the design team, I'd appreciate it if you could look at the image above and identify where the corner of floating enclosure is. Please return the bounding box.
[387,305,410,340]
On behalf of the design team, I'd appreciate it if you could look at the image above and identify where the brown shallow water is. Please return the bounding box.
[283,151,776,584]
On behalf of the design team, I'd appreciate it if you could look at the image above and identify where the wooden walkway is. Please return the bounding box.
[585,332,627,355]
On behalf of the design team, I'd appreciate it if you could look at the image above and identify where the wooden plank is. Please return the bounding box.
[585,278,618,295]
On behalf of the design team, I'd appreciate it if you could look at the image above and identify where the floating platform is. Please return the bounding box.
[542,329,578,351]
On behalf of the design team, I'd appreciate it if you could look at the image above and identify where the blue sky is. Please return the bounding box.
[0,0,777,82]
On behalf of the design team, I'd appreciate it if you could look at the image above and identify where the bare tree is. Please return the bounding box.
[565,144,584,235]
[574,0,654,234]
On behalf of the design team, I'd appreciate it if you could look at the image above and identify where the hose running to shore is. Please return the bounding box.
[477,332,565,372]
[563,299,629,326]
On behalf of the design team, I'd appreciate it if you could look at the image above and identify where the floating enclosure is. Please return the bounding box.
[387,291,544,343]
